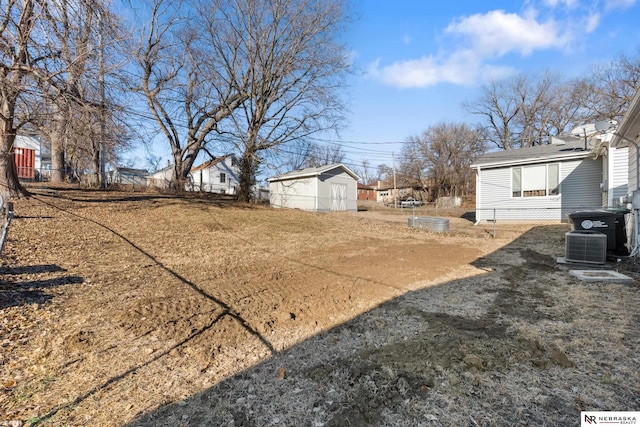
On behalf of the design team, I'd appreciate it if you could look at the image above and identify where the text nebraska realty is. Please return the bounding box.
[585,415,637,425]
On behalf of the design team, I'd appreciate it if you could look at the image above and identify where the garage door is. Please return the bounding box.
[331,183,346,211]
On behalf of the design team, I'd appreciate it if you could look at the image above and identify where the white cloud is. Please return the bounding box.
[542,0,579,8]
[605,0,637,9]
[584,12,601,33]
[445,10,569,56]
[367,9,571,89]
[368,2,628,89]
[367,50,511,88]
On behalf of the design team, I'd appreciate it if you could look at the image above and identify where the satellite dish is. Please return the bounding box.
[571,123,597,137]
[594,120,618,132]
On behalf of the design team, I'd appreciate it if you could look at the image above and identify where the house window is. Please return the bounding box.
[512,164,559,197]
[220,173,226,183]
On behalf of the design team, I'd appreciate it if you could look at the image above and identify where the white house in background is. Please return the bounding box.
[471,133,628,222]
[109,167,149,186]
[147,163,174,189]
[189,155,240,194]
[147,155,240,194]
[268,163,359,212]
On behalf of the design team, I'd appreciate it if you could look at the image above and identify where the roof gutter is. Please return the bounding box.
[470,151,591,169]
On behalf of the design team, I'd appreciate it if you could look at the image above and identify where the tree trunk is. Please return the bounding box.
[171,152,197,193]
[238,151,256,203]
[50,110,66,182]
[91,146,101,188]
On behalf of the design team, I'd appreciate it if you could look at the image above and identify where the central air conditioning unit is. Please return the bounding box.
[565,230,607,264]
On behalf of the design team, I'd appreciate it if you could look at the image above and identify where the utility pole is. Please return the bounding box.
[392,152,397,209]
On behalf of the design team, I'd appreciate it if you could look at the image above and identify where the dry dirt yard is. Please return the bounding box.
[0,187,639,426]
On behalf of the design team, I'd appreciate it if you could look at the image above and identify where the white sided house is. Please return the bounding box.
[189,155,240,195]
[268,163,359,212]
[471,135,628,222]
[147,164,175,189]
[147,155,240,194]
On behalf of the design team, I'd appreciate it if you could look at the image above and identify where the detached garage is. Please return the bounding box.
[268,163,359,212]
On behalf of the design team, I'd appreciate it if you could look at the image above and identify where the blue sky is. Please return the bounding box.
[325,0,640,170]
[126,0,640,174]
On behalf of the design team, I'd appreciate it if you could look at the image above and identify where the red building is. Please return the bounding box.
[357,183,376,201]
[14,147,36,179]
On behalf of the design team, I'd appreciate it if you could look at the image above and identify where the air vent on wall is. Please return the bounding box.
[565,230,607,264]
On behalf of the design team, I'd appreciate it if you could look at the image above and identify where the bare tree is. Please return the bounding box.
[359,159,371,184]
[136,0,250,191]
[464,71,603,150]
[303,143,346,168]
[574,50,640,123]
[401,122,485,200]
[541,77,589,136]
[376,164,392,182]
[41,0,127,185]
[0,0,40,199]
[464,77,522,150]
[0,0,127,199]
[215,0,352,202]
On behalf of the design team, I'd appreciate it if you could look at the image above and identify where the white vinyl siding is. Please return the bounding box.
[268,166,358,212]
[316,169,357,212]
[612,146,629,203]
[560,158,602,211]
[269,177,317,210]
[476,158,602,221]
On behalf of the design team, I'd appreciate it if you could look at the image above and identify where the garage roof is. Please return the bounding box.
[267,163,360,182]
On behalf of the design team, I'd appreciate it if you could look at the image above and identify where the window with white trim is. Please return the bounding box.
[220,172,226,183]
[512,164,559,197]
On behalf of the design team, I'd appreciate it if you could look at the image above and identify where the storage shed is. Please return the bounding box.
[14,133,50,180]
[268,163,359,212]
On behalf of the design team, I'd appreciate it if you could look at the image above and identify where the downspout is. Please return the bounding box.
[474,166,481,226]
[614,135,640,257]
[630,139,639,256]
[315,176,319,212]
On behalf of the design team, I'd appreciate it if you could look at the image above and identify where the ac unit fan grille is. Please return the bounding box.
[565,231,607,264]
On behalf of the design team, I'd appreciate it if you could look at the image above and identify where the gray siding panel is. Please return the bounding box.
[561,158,602,211]
[477,158,602,221]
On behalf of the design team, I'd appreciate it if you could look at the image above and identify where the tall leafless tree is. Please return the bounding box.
[574,50,640,123]
[303,143,346,168]
[41,0,125,185]
[214,0,352,202]
[465,57,640,153]
[137,0,251,191]
[359,159,371,184]
[0,0,40,200]
[401,122,486,200]
[0,0,126,199]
